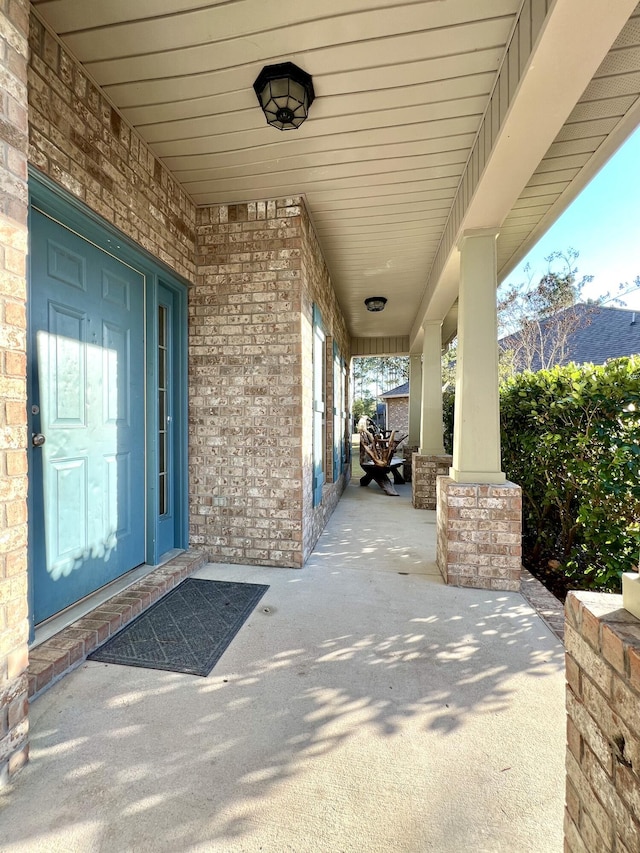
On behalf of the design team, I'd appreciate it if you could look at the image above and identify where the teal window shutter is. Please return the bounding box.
[333,341,346,481]
[312,305,326,506]
[341,357,348,464]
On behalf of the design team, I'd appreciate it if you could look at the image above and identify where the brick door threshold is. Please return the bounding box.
[520,567,565,642]
[28,550,207,700]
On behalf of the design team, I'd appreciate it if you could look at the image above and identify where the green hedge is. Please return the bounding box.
[443,357,640,592]
[500,358,640,592]
[443,387,455,456]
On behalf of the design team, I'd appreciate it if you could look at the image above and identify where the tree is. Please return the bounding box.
[352,396,376,422]
[351,355,408,400]
[441,342,456,389]
[351,356,409,431]
[498,249,595,375]
[600,275,640,308]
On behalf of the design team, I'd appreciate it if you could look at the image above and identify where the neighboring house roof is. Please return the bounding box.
[499,304,640,371]
[380,381,409,399]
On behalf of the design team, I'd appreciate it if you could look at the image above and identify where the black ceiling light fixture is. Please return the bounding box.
[364,297,388,312]
[253,62,315,131]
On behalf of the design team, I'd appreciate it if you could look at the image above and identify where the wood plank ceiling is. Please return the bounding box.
[498,6,640,277]
[31,0,640,342]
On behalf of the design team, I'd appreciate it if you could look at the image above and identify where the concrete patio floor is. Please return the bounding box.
[0,478,566,852]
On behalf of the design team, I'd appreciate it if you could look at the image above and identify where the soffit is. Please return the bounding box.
[31,0,640,343]
[497,4,640,279]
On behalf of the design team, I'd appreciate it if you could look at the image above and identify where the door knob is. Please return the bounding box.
[32,433,46,447]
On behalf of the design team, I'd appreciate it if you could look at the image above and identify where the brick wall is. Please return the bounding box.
[565,591,640,852]
[190,199,349,567]
[386,397,408,434]
[27,12,196,280]
[436,476,521,591]
[0,0,29,785]
[300,203,349,561]
[190,200,304,566]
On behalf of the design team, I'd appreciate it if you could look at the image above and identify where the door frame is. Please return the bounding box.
[27,169,189,631]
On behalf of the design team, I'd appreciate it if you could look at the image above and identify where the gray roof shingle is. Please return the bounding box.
[380,381,409,398]
[499,304,640,371]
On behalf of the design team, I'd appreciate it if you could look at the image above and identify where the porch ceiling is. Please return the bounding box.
[32,0,640,346]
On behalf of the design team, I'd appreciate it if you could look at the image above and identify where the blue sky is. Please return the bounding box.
[502,124,640,310]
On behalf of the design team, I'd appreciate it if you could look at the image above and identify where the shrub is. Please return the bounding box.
[499,357,640,592]
[443,387,455,455]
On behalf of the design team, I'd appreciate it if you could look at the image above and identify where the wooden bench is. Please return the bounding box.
[360,457,405,496]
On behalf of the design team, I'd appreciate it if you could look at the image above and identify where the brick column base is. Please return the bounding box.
[436,476,521,591]
[402,445,418,482]
[565,592,640,853]
[412,453,452,509]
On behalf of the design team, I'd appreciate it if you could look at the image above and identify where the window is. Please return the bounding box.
[158,303,169,516]
[312,305,326,506]
[333,341,347,480]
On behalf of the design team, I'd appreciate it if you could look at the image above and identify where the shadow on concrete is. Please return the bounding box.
[0,479,566,852]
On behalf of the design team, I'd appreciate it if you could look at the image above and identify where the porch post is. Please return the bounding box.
[412,322,451,509]
[450,228,504,484]
[419,321,445,455]
[402,354,422,484]
[436,228,521,592]
[407,354,422,447]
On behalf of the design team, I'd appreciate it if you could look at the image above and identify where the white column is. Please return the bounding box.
[419,321,445,455]
[450,228,505,483]
[407,354,422,446]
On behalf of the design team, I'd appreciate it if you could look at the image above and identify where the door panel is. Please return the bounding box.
[49,457,86,569]
[30,209,146,624]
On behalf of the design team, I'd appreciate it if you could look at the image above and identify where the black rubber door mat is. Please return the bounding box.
[88,578,269,676]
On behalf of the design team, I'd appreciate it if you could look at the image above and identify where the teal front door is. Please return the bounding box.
[29,209,146,624]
